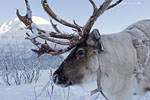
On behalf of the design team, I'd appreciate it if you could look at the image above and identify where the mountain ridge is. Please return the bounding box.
[0,16,53,35]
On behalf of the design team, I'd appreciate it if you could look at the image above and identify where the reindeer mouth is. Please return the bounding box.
[53,73,73,87]
[59,81,73,87]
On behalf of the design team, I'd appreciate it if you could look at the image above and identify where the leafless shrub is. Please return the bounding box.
[1,60,12,86]
[11,66,22,85]
[39,69,54,100]
[0,59,41,86]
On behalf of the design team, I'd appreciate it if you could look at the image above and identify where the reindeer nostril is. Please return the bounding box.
[59,72,65,81]
[53,72,66,84]
[53,73,59,84]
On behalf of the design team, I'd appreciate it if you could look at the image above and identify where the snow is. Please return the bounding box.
[0,22,11,34]
[0,70,103,100]
[0,70,150,100]
[32,16,51,25]
[0,16,54,45]
[0,16,53,34]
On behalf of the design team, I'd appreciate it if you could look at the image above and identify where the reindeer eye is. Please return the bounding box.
[78,50,85,55]
[76,48,85,58]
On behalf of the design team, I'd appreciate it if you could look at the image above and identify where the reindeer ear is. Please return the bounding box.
[86,29,101,47]
[86,29,106,51]
[91,29,101,41]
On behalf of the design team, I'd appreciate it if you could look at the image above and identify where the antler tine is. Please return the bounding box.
[41,0,82,35]
[25,0,32,19]
[52,45,75,55]
[25,33,54,57]
[28,34,74,57]
[32,44,75,57]
[107,0,123,10]
[73,20,83,29]
[39,35,75,45]
[89,0,98,14]
[31,40,57,57]
[50,19,61,33]
[16,10,29,26]
[16,0,32,30]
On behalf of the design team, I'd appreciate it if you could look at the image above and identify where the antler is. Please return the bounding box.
[82,0,122,37]
[17,0,122,57]
[16,0,80,57]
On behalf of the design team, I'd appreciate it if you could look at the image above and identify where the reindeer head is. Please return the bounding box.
[17,0,122,87]
[53,29,102,87]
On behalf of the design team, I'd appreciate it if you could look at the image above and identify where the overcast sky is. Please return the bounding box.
[0,0,150,34]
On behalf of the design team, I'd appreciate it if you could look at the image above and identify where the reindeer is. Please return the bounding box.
[17,0,150,100]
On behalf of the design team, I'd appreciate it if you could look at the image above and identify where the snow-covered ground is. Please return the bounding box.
[0,70,150,100]
[0,70,100,100]
[0,17,150,100]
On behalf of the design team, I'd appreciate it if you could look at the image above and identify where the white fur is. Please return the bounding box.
[85,20,150,100]
[99,32,137,100]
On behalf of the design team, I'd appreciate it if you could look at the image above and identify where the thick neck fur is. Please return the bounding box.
[97,32,137,100]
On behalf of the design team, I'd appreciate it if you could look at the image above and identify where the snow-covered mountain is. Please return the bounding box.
[0,16,63,69]
[0,16,54,42]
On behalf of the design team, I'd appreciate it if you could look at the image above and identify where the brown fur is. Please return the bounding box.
[61,45,98,84]
[145,87,150,92]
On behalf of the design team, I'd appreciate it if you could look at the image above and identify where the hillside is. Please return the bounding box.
[0,16,63,69]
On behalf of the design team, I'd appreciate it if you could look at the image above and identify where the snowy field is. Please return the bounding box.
[0,70,149,100]
[0,70,104,100]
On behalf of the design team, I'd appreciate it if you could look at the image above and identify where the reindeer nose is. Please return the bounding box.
[53,71,66,84]
[53,69,72,87]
